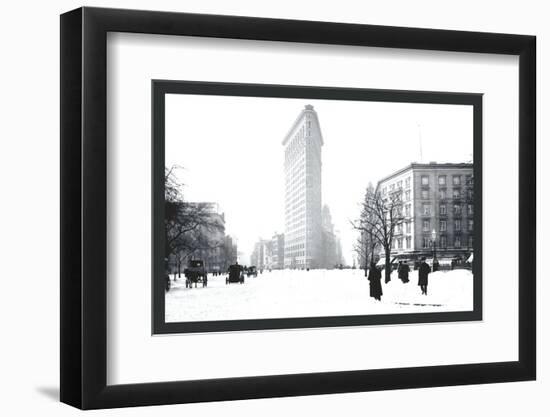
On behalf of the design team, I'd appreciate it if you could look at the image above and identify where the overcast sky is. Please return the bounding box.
[165,94,473,265]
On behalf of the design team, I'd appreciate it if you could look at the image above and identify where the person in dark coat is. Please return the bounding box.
[368,261,383,301]
[398,260,410,283]
[418,257,431,295]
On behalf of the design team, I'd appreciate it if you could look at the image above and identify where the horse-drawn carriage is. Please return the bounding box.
[246,266,258,277]
[226,263,245,284]
[184,259,208,288]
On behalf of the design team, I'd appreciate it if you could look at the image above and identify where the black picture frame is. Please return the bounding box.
[60,6,536,410]
[152,80,483,334]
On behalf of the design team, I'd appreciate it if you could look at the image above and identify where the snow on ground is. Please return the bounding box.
[165,268,473,323]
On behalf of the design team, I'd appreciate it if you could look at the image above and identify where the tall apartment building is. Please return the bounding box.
[282,105,324,269]
[376,162,474,259]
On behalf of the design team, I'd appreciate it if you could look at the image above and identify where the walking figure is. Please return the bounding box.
[368,261,383,301]
[418,257,431,295]
[398,260,410,283]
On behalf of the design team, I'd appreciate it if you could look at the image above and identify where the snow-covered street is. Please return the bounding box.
[165,268,473,323]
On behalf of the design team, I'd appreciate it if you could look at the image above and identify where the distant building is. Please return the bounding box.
[167,202,232,273]
[271,233,285,270]
[320,205,343,268]
[282,104,324,269]
[191,203,226,273]
[250,239,272,270]
[223,235,238,270]
[376,162,474,259]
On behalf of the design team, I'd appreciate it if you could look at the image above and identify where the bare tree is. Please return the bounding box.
[353,183,404,283]
[164,166,225,273]
[352,184,380,277]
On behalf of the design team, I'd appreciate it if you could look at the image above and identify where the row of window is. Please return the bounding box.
[285,243,305,252]
[422,219,474,232]
[420,188,472,200]
[387,189,474,205]
[383,173,472,193]
[383,177,411,195]
[422,174,468,186]
[392,202,474,218]
[393,218,474,235]
[421,235,474,249]
[392,235,474,250]
[421,203,474,216]
[286,251,306,258]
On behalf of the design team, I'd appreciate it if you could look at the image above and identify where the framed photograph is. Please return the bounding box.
[61,6,536,409]
[153,80,482,334]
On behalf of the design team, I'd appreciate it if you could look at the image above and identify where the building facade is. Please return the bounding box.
[167,202,233,273]
[282,105,324,269]
[320,205,344,268]
[192,203,227,273]
[250,239,272,270]
[377,162,474,260]
[271,233,285,270]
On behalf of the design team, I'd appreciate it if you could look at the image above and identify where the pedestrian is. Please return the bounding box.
[398,260,410,283]
[418,256,431,295]
[368,261,383,301]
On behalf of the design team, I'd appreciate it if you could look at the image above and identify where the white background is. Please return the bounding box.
[0,0,546,416]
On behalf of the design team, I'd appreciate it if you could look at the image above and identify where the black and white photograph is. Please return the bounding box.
[156,82,481,331]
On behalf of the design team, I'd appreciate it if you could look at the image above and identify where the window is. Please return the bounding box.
[405,204,411,217]
[453,204,461,215]
[405,190,411,201]
[440,235,447,248]
[398,238,403,249]
[438,175,446,185]
[453,175,461,185]
[453,189,461,199]
[406,236,411,249]
[468,204,474,216]
[392,239,397,249]
[468,235,474,248]
[468,219,474,231]
[440,220,447,232]
[397,180,403,189]
[454,235,462,247]
[423,204,431,215]
[405,177,411,188]
[439,189,446,199]
[390,184,395,191]
[423,219,430,232]
[440,204,447,215]
[421,189,429,199]
[454,219,462,231]
[423,237,431,248]
[382,187,387,195]
[421,175,429,186]
[406,222,411,233]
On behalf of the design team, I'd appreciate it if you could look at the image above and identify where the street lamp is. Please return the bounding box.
[431,229,438,271]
